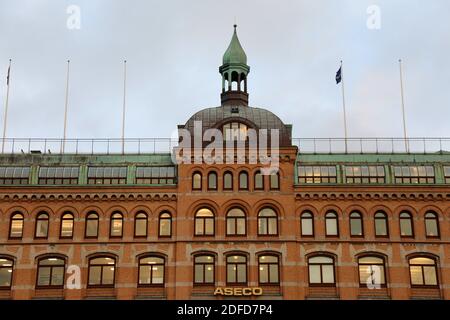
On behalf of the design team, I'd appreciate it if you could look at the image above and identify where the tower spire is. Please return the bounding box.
[219,25,250,106]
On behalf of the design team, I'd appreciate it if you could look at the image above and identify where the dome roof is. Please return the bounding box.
[222,25,247,65]
[181,105,292,146]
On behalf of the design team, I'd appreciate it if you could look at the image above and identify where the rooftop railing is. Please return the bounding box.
[0,137,449,155]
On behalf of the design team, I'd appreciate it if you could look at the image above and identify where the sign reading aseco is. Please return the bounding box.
[213,287,263,296]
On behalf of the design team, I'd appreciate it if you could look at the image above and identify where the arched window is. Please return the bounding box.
[374,211,389,237]
[270,171,280,190]
[308,255,335,286]
[409,257,438,287]
[194,255,215,285]
[88,256,116,287]
[400,211,414,237]
[424,212,439,238]
[60,212,74,238]
[358,256,386,288]
[325,211,339,236]
[36,257,65,288]
[258,255,280,285]
[192,171,202,190]
[239,171,248,190]
[223,122,248,141]
[159,212,172,237]
[349,211,363,237]
[110,212,123,238]
[207,171,217,190]
[85,212,99,238]
[138,256,165,286]
[134,212,148,237]
[226,208,246,236]
[9,212,24,239]
[301,211,314,236]
[195,208,214,236]
[258,208,278,236]
[254,171,264,190]
[223,171,233,190]
[226,255,247,285]
[35,212,49,239]
[0,257,13,288]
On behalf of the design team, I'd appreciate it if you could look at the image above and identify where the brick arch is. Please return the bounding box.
[188,167,206,176]
[368,204,393,218]
[129,205,152,218]
[136,251,168,261]
[296,205,320,218]
[405,251,440,262]
[319,205,344,219]
[153,204,176,217]
[223,250,250,260]
[343,204,369,218]
[55,206,80,219]
[80,205,105,219]
[30,206,55,219]
[222,199,252,217]
[191,250,218,259]
[34,252,68,263]
[354,250,389,262]
[105,205,129,219]
[253,199,285,218]
[85,251,119,263]
[186,199,220,217]
[393,204,419,219]
[418,205,444,218]
[4,206,29,219]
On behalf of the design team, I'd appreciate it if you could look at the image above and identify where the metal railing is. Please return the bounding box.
[0,137,449,155]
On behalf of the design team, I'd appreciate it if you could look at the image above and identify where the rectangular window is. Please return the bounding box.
[345,165,385,184]
[136,166,176,184]
[393,165,435,184]
[87,166,127,185]
[38,166,79,185]
[298,166,337,184]
[444,166,450,184]
[0,167,30,185]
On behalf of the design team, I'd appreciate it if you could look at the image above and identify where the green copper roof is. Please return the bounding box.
[222,25,247,65]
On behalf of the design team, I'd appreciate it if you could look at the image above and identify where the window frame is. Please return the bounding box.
[307,255,336,287]
[207,171,218,191]
[408,256,439,288]
[424,211,440,238]
[193,254,215,286]
[85,212,99,239]
[254,170,264,191]
[134,212,148,238]
[300,211,314,237]
[269,171,280,190]
[194,208,215,236]
[109,212,124,238]
[357,255,387,288]
[38,166,79,185]
[34,212,49,239]
[258,254,280,286]
[8,212,24,239]
[325,211,339,237]
[0,257,14,289]
[226,254,248,285]
[137,255,165,287]
[226,208,247,236]
[87,166,127,185]
[223,171,233,191]
[87,256,116,288]
[192,171,202,191]
[349,211,364,237]
[159,212,172,238]
[399,211,414,238]
[35,256,66,289]
[374,211,389,238]
[257,207,279,236]
[60,212,74,239]
[238,171,249,191]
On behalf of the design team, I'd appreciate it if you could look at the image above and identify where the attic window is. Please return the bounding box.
[223,122,247,141]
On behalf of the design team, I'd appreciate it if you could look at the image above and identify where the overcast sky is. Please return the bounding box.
[1,0,449,143]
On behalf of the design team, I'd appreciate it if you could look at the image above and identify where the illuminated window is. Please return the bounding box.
[425,212,439,238]
[374,211,389,237]
[399,212,414,237]
[345,165,385,184]
[223,122,248,141]
[159,212,172,237]
[134,212,148,237]
[393,165,435,184]
[0,258,13,289]
[38,166,79,185]
[239,171,248,190]
[36,257,65,288]
[308,255,335,286]
[258,255,280,285]
[254,171,264,190]
[110,212,123,238]
[192,172,202,190]
[88,257,115,287]
[298,166,337,184]
[226,255,247,285]
[136,166,175,184]
[301,211,314,236]
[358,256,386,287]
[0,166,30,185]
[325,211,339,236]
[194,255,215,285]
[87,166,127,185]
[223,171,233,190]
[35,212,49,239]
[195,208,214,236]
[409,257,438,287]
[444,166,450,183]
[85,212,99,238]
[9,212,24,239]
[138,256,165,286]
[350,211,363,237]
[60,212,74,238]
[208,171,217,190]
[226,208,246,236]
[258,208,278,236]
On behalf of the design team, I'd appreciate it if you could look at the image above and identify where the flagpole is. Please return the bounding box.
[399,59,409,153]
[61,60,70,154]
[121,60,127,155]
[340,60,348,153]
[2,59,12,154]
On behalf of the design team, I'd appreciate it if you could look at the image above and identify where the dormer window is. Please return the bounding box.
[223,122,248,141]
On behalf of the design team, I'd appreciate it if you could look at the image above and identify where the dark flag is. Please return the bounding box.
[6,65,10,85]
[336,66,342,84]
